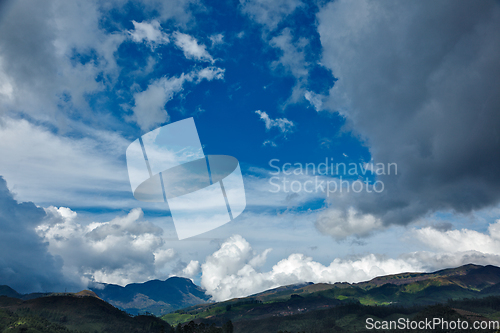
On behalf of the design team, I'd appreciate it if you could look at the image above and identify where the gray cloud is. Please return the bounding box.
[316,0,500,235]
[0,176,69,293]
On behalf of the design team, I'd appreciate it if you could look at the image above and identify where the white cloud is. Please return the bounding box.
[201,235,272,300]
[200,234,416,301]
[38,207,174,286]
[255,110,294,135]
[196,67,225,82]
[154,248,177,269]
[413,220,500,254]
[173,31,214,62]
[129,20,169,48]
[182,260,200,277]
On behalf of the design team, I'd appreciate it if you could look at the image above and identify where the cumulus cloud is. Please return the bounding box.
[132,67,225,131]
[154,248,176,269]
[315,0,500,234]
[413,220,500,254]
[182,260,200,277]
[200,232,500,301]
[129,20,169,48]
[0,176,69,293]
[255,110,294,135]
[173,31,213,62]
[38,207,175,286]
[200,235,272,301]
[199,234,414,301]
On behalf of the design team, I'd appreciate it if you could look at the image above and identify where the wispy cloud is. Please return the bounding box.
[255,110,295,147]
[173,31,214,62]
[255,110,294,134]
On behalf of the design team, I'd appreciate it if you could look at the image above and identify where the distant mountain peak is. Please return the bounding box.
[89,276,210,316]
[0,285,21,298]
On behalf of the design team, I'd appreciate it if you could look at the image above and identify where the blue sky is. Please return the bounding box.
[1,0,500,301]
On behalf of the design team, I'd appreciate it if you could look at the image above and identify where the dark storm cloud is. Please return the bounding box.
[0,176,67,293]
[316,0,500,236]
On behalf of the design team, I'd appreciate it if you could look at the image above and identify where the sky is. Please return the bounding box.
[0,0,500,301]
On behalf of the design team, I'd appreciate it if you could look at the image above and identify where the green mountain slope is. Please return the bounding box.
[162,264,500,329]
[0,307,77,333]
[0,294,172,333]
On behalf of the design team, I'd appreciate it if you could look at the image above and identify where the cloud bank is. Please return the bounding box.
[200,229,500,301]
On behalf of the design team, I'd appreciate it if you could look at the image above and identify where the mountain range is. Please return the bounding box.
[3,264,500,332]
[162,264,500,331]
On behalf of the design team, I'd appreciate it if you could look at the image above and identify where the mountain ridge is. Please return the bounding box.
[3,263,500,321]
[161,263,500,329]
[90,276,211,315]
